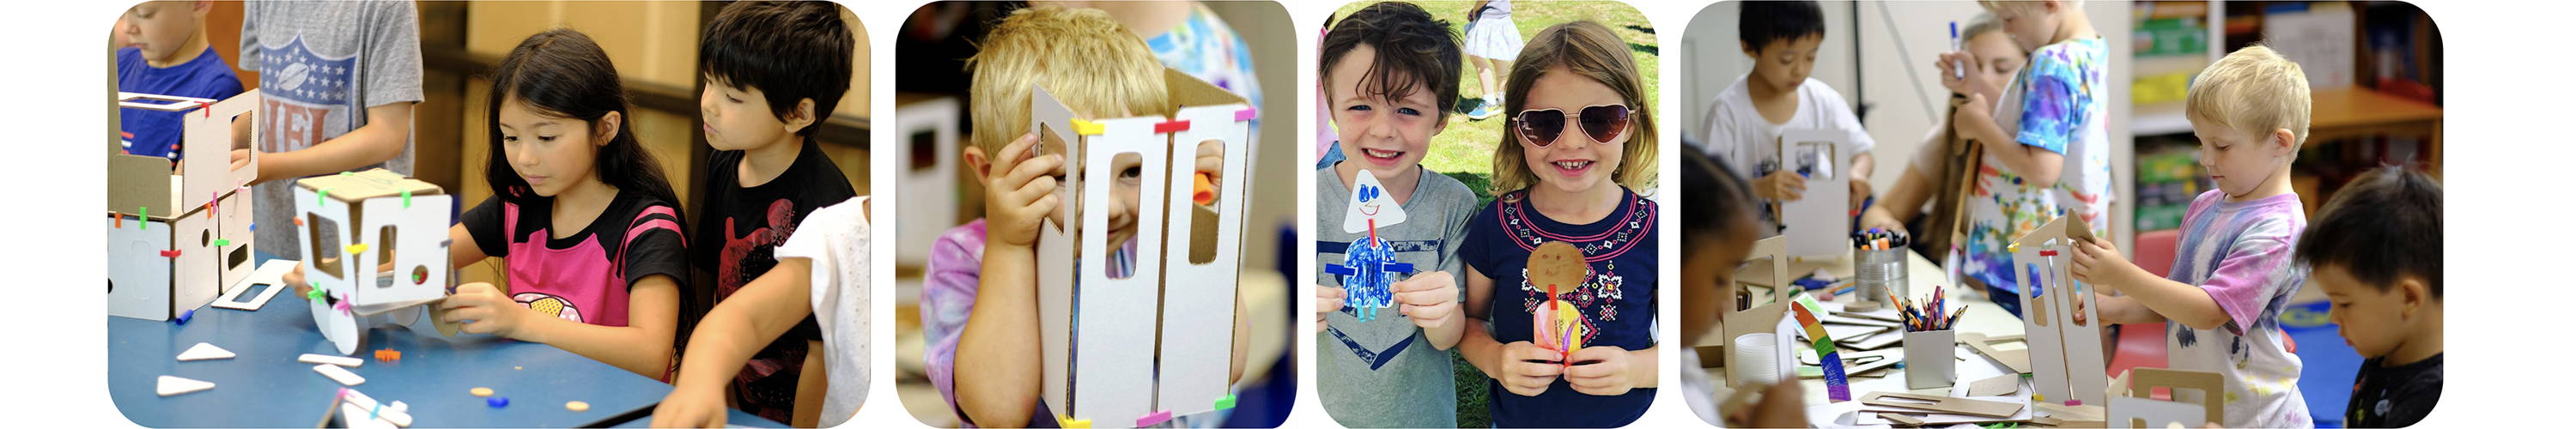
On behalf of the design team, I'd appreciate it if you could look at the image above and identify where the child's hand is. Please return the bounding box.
[982,132,1064,249]
[1315,285,1346,333]
[1753,171,1807,202]
[440,282,529,338]
[1564,346,1640,396]
[285,263,309,299]
[1496,341,1565,396]
[2070,237,2139,293]
[1722,380,1809,427]
[1857,207,1908,237]
[1935,51,1984,95]
[1954,93,1994,129]
[648,384,727,427]
[1194,140,1224,202]
[1391,271,1460,331]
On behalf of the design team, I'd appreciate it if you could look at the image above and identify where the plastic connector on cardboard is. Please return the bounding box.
[1233,107,1258,122]
[1193,173,1216,205]
[1213,394,1237,410]
[1135,410,1173,427]
[1071,119,1105,136]
[1055,414,1091,428]
[1152,119,1192,134]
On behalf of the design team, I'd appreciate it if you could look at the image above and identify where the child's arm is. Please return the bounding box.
[653,258,817,428]
[2070,238,2229,329]
[1456,265,1567,397]
[1849,151,1877,210]
[1948,94,2064,186]
[951,133,1060,427]
[442,274,679,378]
[245,103,414,185]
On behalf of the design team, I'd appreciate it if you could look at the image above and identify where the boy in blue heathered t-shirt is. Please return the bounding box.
[115,1,245,161]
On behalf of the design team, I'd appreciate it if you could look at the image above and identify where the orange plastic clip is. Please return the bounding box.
[1193,172,1216,205]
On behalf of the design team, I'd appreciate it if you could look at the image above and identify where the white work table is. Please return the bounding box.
[1700,248,2035,419]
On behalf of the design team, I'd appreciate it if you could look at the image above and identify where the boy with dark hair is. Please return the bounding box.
[1309,3,1476,427]
[1700,0,1878,240]
[684,1,859,424]
[2298,166,2443,428]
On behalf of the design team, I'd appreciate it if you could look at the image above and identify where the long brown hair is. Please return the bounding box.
[1492,21,1658,196]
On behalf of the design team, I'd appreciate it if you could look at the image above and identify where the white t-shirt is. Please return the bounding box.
[1697,75,1877,234]
[775,196,871,427]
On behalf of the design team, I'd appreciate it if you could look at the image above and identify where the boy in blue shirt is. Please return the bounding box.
[115,1,244,161]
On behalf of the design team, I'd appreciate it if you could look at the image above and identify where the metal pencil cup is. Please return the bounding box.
[1904,329,1956,389]
[1855,246,1908,303]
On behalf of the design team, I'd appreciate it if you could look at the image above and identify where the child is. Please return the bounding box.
[1457,21,1660,428]
[2069,45,2312,428]
[657,196,872,428]
[1309,3,1473,427]
[1698,0,1876,239]
[918,7,1239,427]
[1940,0,2113,311]
[1460,0,1520,120]
[115,0,244,161]
[238,0,424,263]
[682,1,857,423]
[2297,166,2442,427]
[1675,149,1806,427]
[1858,13,2026,236]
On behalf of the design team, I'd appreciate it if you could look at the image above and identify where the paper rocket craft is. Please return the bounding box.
[1324,170,1412,323]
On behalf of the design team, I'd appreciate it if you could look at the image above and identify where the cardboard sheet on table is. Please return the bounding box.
[1805,400,1893,428]
[1799,348,1902,378]
[1843,330,1906,350]
[1735,257,1853,288]
[1860,395,2031,424]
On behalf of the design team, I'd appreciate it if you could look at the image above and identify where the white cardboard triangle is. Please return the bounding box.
[157,375,215,396]
[1340,169,1407,233]
[177,342,234,361]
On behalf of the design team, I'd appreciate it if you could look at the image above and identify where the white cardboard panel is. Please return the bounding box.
[2014,231,2069,404]
[2106,396,2205,428]
[1030,86,1079,419]
[892,97,962,267]
[1070,116,1167,427]
[173,214,222,316]
[217,190,256,290]
[107,215,174,320]
[1777,129,1854,257]
[1154,102,1251,417]
[357,195,453,306]
[179,90,258,211]
[297,184,366,354]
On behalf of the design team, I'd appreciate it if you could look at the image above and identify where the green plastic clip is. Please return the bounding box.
[1213,394,1236,410]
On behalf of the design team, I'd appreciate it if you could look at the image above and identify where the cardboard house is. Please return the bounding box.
[2012,215,2109,407]
[292,169,454,355]
[1028,69,1255,428]
[106,91,260,321]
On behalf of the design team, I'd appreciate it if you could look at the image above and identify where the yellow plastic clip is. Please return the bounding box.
[2007,243,2020,253]
[1055,414,1091,428]
[1071,119,1105,136]
[346,244,368,255]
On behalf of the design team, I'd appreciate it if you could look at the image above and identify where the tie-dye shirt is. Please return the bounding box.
[2162,190,2311,428]
[1960,37,2112,299]
[919,219,1135,427]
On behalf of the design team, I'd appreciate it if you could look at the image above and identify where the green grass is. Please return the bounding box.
[1333,3,1660,426]
[1336,1,1662,202]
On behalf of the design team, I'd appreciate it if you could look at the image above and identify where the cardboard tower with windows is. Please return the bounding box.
[1027,69,1255,428]
[106,91,261,321]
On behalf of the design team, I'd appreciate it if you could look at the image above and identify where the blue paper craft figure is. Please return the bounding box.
[1326,170,1412,323]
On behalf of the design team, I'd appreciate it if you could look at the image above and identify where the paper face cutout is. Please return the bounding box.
[1528,241,1590,353]
[1342,169,1408,233]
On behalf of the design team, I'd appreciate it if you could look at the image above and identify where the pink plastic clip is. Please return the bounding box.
[1134,410,1173,426]
[1233,107,1258,121]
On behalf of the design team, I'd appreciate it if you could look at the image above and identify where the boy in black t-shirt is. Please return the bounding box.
[683,2,858,425]
[2295,166,2444,427]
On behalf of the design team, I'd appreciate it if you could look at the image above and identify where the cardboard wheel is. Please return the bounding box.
[311,292,364,355]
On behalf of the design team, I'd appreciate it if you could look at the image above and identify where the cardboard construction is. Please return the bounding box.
[2122,367,2225,425]
[1859,392,2025,418]
[1030,69,1254,426]
[293,169,452,354]
[106,92,262,322]
[1722,236,1799,388]
[2013,215,2108,406]
[1862,396,2032,425]
[1968,373,2022,396]
[1777,129,1855,257]
[213,260,297,311]
[2107,396,2204,428]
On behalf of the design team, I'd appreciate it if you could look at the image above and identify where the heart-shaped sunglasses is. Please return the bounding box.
[1512,104,1631,148]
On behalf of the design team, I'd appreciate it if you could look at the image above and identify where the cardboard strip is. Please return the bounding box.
[1858,392,2024,418]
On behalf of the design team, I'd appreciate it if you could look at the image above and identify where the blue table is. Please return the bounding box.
[108,260,786,427]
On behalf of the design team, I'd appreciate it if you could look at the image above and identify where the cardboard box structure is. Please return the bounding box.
[106,91,260,321]
[2108,367,2225,427]
[1028,69,1255,428]
[1722,236,1801,388]
[1777,129,1853,257]
[293,169,455,355]
[2011,215,2108,407]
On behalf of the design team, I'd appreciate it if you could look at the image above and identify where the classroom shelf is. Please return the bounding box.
[2132,101,2193,136]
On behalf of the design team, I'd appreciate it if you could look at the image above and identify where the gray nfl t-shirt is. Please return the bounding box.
[1315,163,1478,427]
[241,1,423,259]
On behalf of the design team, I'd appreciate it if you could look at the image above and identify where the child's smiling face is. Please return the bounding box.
[698,77,799,151]
[1515,66,1629,195]
[2187,116,2292,198]
[497,95,609,197]
[1327,43,1446,177]
[1742,35,1820,91]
